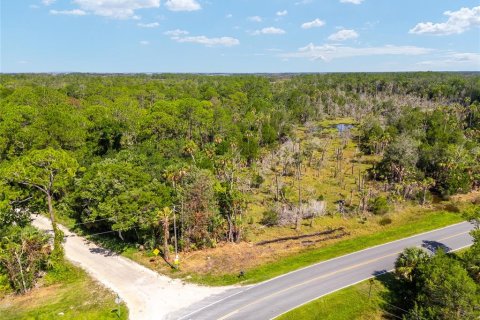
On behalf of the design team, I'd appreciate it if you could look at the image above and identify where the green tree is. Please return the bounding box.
[70,156,171,244]
[179,168,219,249]
[1,148,78,255]
[395,247,429,283]
[379,135,419,183]
[412,251,479,320]
[464,207,480,282]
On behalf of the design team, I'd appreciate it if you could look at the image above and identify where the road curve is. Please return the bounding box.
[31,215,229,320]
[171,221,473,320]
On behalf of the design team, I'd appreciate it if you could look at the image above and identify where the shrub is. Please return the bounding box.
[444,203,460,213]
[435,167,472,199]
[0,225,51,294]
[379,216,392,226]
[369,196,390,215]
[0,273,12,298]
[471,196,480,205]
[252,174,265,188]
[261,210,279,226]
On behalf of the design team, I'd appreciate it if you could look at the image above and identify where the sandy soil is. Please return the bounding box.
[32,215,229,320]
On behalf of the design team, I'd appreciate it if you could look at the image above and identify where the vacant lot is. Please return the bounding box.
[0,261,128,320]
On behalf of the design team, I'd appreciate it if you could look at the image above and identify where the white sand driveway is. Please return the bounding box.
[32,215,229,320]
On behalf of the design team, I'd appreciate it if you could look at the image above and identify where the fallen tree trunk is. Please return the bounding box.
[256,227,345,246]
[301,230,350,246]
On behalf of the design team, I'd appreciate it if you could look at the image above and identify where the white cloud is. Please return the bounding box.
[295,0,313,5]
[409,6,480,35]
[42,0,56,5]
[248,16,263,22]
[417,52,480,68]
[276,10,288,16]
[301,18,325,29]
[164,29,189,37]
[174,36,240,47]
[282,43,432,61]
[226,13,233,18]
[252,27,286,35]
[140,40,150,45]
[328,29,359,41]
[165,0,201,12]
[138,22,159,28]
[50,9,87,16]
[165,30,239,47]
[72,0,160,19]
[340,0,364,4]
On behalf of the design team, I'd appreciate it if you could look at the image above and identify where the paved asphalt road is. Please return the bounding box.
[171,221,474,320]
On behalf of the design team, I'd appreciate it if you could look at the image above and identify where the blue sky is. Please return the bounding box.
[1,0,479,73]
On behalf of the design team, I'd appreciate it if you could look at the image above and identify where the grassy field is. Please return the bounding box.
[182,209,463,285]
[276,277,390,320]
[0,261,128,320]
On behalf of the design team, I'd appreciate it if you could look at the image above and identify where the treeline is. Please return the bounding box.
[361,103,480,198]
[0,72,479,257]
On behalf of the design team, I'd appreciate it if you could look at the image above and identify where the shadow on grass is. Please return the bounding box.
[72,227,137,255]
[373,272,412,319]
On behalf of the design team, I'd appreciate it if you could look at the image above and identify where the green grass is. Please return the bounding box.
[317,118,357,126]
[186,210,462,286]
[0,261,128,320]
[276,247,473,320]
[276,277,389,320]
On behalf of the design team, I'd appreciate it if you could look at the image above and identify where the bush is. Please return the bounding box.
[369,196,390,215]
[471,196,480,205]
[261,210,279,226]
[0,225,51,294]
[251,174,265,188]
[379,216,392,226]
[436,168,472,199]
[444,203,460,213]
[0,273,12,298]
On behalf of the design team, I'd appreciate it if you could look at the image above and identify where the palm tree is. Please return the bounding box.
[184,140,198,164]
[158,207,173,262]
[419,177,435,205]
[394,247,429,282]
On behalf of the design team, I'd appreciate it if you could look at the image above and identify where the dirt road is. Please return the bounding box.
[32,215,230,320]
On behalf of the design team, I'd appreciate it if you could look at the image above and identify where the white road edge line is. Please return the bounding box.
[177,221,471,319]
[270,242,473,320]
[177,287,254,320]
[258,221,470,287]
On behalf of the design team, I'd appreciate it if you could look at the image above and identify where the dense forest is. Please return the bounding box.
[1,72,480,293]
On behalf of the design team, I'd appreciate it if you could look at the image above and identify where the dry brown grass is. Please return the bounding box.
[128,198,470,279]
